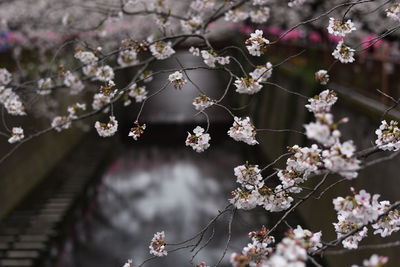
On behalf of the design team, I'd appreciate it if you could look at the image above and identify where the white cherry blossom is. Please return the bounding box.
[332,41,355,64]
[94,116,118,137]
[149,41,175,60]
[149,231,167,257]
[228,117,258,145]
[185,126,211,153]
[8,127,24,144]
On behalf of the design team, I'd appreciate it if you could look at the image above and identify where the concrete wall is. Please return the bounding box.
[0,126,86,219]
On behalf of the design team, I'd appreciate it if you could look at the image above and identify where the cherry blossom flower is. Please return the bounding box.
[234,77,263,95]
[51,116,72,132]
[234,163,263,189]
[249,62,273,82]
[230,226,274,266]
[333,189,395,249]
[250,7,270,24]
[200,50,230,68]
[8,127,24,144]
[185,126,211,153]
[67,102,86,119]
[63,71,85,95]
[92,92,115,111]
[386,3,400,21]
[37,78,53,95]
[192,94,214,111]
[228,117,258,145]
[95,65,115,82]
[0,68,12,85]
[94,116,118,137]
[315,70,330,85]
[306,90,337,114]
[190,0,215,11]
[82,64,98,77]
[122,259,134,267]
[327,18,356,37]
[117,48,139,67]
[252,0,270,5]
[149,231,167,257]
[149,41,175,60]
[196,262,209,267]
[139,70,153,83]
[288,0,306,8]
[351,254,389,267]
[304,120,338,146]
[332,41,355,64]
[231,225,321,267]
[372,209,400,237]
[189,46,200,56]
[128,83,147,103]
[278,144,322,193]
[375,120,400,151]
[229,188,258,210]
[322,141,360,179]
[224,9,249,23]
[245,30,270,57]
[181,16,202,33]
[74,50,98,65]
[290,225,322,252]
[128,121,146,140]
[0,86,26,116]
[168,71,187,89]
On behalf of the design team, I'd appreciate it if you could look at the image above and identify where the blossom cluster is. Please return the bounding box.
[168,71,187,89]
[195,262,210,267]
[278,144,322,193]
[37,78,53,95]
[128,83,148,104]
[231,225,322,267]
[245,30,269,57]
[185,126,210,153]
[149,41,175,60]
[351,254,389,267]
[92,81,117,112]
[327,18,356,37]
[8,127,24,144]
[228,117,258,145]
[181,16,202,33]
[94,116,119,137]
[304,90,361,179]
[128,121,146,140]
[230,164,293,212]
[234,77,263,95]
[196,49,230,68]
[386,3,400,21]
[118,48,139,67]
[149,231,167,257]
[249,62,273,82]
[67,102,86,119]
[314,70,329,85]
[63,71,85,95]
[192,94,214,111]
[333,189,400,249]
[0,68,12,85]
[122,259,134,267]
[288,0,306,8]
[332,40,355,64]
[0,85,26,116]
[375,120,400,151]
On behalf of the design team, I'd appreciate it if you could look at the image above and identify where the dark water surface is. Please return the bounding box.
[60,144,269,267]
